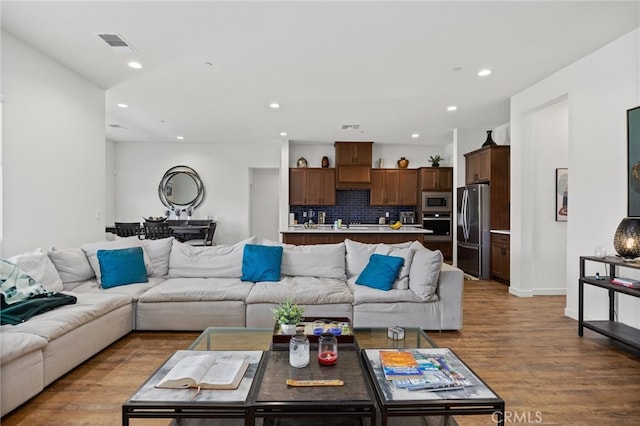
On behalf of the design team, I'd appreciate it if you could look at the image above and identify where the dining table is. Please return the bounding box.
[106,220,214,243]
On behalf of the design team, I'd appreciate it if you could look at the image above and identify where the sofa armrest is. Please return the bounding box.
[436,263,464,330]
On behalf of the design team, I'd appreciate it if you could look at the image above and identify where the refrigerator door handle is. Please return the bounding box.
[462,189,469,241]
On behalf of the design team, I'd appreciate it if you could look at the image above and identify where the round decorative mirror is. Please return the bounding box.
[158,165,205,210]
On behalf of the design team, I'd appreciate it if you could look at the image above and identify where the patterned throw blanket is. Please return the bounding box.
[0,259,77,325]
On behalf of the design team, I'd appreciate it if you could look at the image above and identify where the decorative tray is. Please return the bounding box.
[272,317,354,345]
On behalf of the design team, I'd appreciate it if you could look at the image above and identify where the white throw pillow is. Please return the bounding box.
[8,249,64,292]
[409,241,443,300]
[374,245,414,290]
[169,236,257,278]
[142,237,174,278]
[344,239,413,280]
[48,247,95,284]
[81,237,154,284]
[281,242,346,279]
[261,239,347,279]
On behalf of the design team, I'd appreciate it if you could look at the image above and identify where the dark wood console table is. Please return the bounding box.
[578,256,640,350]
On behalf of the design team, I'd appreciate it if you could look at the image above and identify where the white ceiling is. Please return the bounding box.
[2,1,639,146]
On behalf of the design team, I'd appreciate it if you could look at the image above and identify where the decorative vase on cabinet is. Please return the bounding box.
[397,157,409,168]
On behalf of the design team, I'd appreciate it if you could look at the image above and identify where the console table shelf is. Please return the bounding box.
[579,256,640,350]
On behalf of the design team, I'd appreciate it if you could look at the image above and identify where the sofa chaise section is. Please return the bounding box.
[0,332,47,416]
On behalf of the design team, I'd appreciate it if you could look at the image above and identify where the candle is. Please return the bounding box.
[318,351,338,366]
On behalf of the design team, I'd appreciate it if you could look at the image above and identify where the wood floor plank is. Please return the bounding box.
[2,281,638,425]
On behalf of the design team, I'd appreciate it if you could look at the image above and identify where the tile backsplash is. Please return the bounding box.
[289,190,416,225]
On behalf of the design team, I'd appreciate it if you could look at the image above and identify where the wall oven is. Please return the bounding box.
[422,213,452,242]
[421,191,452,213]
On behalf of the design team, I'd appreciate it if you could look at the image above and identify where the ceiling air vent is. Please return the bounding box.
[97,33,137,53]
[341,124,360,130]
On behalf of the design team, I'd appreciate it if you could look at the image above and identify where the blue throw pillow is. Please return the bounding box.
[97,247,149,288]
[355,254,404,291]
[241,244,283,282]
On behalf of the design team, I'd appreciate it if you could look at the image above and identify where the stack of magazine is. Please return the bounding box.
[379,350,471,392]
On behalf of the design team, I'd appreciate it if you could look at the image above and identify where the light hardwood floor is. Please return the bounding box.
[2,280,639,425]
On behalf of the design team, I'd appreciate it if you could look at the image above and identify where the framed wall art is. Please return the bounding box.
[627,106,640,217]
[556,168,568,222]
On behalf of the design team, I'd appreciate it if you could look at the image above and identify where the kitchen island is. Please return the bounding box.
[281,224,432,245]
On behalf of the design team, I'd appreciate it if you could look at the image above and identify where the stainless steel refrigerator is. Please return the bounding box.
[457,184,490,279]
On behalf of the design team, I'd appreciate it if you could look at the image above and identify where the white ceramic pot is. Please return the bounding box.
[280,323,297,335]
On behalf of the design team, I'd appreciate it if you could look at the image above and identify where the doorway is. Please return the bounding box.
[249,168,279,242]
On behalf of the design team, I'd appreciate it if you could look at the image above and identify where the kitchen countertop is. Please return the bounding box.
[281,224,433,234]
[490,229,511,235]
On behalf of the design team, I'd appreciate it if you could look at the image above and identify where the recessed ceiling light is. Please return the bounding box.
[280,132,288,136]
[478,69,492,77]
[447,105,458,111]
[411,133,419,139]
[117,103,128,108]
[128,61,143,69]
[176,136,184,140]
[269,102,280,109]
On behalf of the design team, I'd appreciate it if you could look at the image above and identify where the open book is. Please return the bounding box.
[155,354,249,390]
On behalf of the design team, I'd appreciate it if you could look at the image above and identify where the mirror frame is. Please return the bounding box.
[158,165,205,210]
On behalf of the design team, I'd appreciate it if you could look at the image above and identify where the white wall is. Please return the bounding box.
[112,141,281,245]
[511,29,639,328]
[1,32,106,257]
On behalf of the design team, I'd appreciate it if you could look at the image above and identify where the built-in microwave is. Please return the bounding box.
[421,191,452,213]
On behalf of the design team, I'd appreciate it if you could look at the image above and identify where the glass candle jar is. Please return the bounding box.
[318,333,338,366]
[289,332,309,368]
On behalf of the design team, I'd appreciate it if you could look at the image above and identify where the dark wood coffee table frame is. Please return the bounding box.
[251,348,377,425]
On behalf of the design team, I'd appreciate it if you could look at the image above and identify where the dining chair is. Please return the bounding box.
[185,222,217,246]
[143,221,172,240]
[114,222,142,238]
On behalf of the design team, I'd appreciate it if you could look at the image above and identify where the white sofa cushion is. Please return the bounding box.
[409,241,443,301]
[261,240,346,279]
[246,276,353,305]
[70,277,165,301]
[81,237,154,285]
[8,249,63,292]
[347,277,424,304]
[345,239,413,289]
[47,247,95,287]
[0,332,47,365]
[0,292,132,341]
[168,237,257,278]
[142,237,174,278]
[138,277,253,302]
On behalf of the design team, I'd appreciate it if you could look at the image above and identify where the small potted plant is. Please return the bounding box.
[428,155,442,167]
[272,297,304,334]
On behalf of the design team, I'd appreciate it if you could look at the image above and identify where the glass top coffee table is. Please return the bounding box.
[123,327,503,426]
[188,326,436,351]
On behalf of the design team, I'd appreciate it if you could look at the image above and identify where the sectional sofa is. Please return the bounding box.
[0,236,463,416]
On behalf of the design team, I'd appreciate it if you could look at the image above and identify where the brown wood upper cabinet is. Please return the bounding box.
[334,141,373,189]
[464,145,510,185]
[419,167,453,191]
[370,169,417,206]
[464,145,510,230]
[289,168,336,206]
